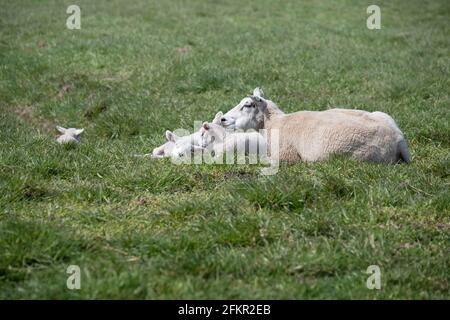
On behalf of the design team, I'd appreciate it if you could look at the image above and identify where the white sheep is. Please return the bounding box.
[169,112,224,160]
[149,138,175,158]
[220,88,411,164]
[56,126,84,144]
[167,130,203,158]
[199,121,267,163]
[141,130,201,159]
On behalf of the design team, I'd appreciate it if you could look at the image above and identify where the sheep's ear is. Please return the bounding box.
[212,112,223,125]
[75,128,84,135]
[166,130,178,142]
[56,126,66,134]
[254,96,268,112]
[202,122,210,131]
[253,87,264,98]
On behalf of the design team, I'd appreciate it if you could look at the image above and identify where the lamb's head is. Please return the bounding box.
[151,131,176,158]
[167,130,204,160]
[56,126,84,144]
[198,111,225,147]
[200,121,226,147]
[211,111,223,125]
[220,87,268,130]
[168,111,224,159]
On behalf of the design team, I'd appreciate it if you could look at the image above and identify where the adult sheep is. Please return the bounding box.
[220,88,410,164]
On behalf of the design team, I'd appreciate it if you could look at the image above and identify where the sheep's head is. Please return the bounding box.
[56,126,84,144]
[220,88,267,130]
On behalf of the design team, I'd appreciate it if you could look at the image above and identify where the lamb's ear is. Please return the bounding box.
[166,130,178,142]
[56,126,66,134]
[152,146,165,156]
[253,87,264,98]
[75,128,84,135]
[212,112,223,125]
[202,122,210,131]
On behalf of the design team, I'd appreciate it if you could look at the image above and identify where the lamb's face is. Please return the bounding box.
[200,122,225,147]
[171,140,205,160]
[65,128,84,140]
[56,126,84,144]
[167,131,204,160]
[172,138,191,159]
[221,88,267,130]
[152,141,175,158]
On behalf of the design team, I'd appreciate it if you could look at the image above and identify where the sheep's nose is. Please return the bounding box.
[221,117,226,122]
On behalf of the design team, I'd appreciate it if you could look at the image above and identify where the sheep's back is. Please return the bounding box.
[265,110,401,163]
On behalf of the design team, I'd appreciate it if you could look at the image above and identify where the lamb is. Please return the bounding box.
[220,88,411,164]
[149,132,176,158]
[134,130,195,159]
[168,130,204,160]
[169,111,224,160]
[56,126,84,144]
[199,121,267,163]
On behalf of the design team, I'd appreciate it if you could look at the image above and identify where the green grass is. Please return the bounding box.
[0,0,449,299]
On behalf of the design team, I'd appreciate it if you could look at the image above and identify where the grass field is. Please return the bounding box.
[0,0,449,299]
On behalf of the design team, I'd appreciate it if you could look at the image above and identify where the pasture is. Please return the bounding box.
[0,0,449,299]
